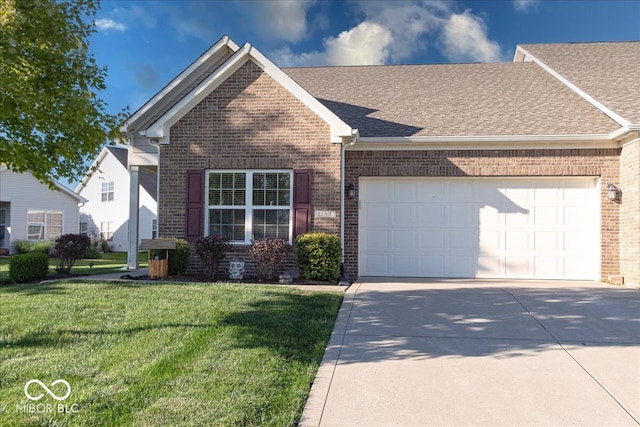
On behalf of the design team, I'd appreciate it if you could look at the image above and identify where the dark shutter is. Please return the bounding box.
[185,169,205,242]
[293,169,312,238]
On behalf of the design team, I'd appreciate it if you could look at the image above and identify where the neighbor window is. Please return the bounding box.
[151,219,158,239]
[100,221,114,241]
[79,221,88,235]
[101,181,114,202]
[206,171,292,243]
[27,211,63,240]
[0,208,6,240]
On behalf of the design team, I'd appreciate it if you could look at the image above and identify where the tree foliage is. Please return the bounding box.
[0,0,126,187]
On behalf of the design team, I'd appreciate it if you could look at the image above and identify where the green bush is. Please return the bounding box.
[248,238,290,281]
[32,241,53,255]
[169,239,191,276]
[83,245,103,259]
[54,233,91,274]
[195,236,230,281]
[13,240,34,254]
[295,233,342,282]
[9,252,49,283]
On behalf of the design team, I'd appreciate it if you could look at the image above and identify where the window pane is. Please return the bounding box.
[209,173,245,206]
[253,209,289,240]
[209,209,245,241]
[253,172,291,207]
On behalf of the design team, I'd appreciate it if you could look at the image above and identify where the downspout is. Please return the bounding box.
[339,130,358,286]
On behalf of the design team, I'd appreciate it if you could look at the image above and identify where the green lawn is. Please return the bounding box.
[0,281,343,426]
[0,252,148,284]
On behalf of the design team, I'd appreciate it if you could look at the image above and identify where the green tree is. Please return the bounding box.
[0,0,126,187]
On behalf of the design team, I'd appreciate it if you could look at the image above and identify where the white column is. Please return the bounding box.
[127,165,140,269]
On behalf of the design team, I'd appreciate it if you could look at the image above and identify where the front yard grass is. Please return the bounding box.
[0,281,343,426]
[0,252,148,284]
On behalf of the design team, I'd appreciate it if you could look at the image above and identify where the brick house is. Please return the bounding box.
[122,36,640,285]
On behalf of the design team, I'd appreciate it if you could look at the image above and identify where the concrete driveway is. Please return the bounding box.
[301,279,640,426]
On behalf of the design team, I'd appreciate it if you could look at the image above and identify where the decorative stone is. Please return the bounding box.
[279,273,293,284]
[228,259,245,280]
[283,268,300,280]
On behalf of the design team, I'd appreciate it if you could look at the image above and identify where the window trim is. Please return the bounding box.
[205,170,294,244]
[26,210,63,241]
[101,181,115,202]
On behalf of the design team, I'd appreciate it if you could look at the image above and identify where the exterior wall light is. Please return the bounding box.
[346,183,356,199]
[607,184,621,202]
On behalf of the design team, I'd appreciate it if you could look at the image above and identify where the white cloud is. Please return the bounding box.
[272,1,503,66]
[441,10,502,62]
[273,21,393,66]
[94,18,127,32]
[513,0,538,13]
[253,0,316,42]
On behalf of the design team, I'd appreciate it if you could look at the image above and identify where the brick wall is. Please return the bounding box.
[620,141,640,285]
[158,60,341,277]
[344,148,621,281]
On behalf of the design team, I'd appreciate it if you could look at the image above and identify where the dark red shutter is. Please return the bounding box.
[185,169,205,242]
[293,169,312,238]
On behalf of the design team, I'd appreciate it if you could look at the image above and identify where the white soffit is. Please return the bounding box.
[350,134,618,151]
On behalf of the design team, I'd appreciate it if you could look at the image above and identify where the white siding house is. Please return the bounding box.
[0,167,86,254]
[75,146,157,252]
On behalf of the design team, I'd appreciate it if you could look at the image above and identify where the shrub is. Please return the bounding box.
[295,233,342,282]
[54,233,91,274]
[169,238,191,276]
[13,240,34,254]
[32,240,53,255]
[248,238,291,281]
[9,252,49,283]
[195,236,230,281]
[83,245,103,259]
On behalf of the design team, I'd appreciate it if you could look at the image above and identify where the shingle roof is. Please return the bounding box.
[284,61,619,138]
[519,42,640,125]
[106,147,157,201]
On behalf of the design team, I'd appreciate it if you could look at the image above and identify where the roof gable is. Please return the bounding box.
[125,36,353,144]
[515,42,640,126]
[75,146,157,202]
[0,168,86,203]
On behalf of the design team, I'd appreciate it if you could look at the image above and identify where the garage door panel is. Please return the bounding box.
[360,178,598,280]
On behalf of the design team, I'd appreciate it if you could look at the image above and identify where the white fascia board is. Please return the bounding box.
[145,43,254,141]
[146,42,354,144]
[517,46,631,127]
[350,134,618,151]
[122,36,240,133]
[56,180,87,203]
[247,46,353,143]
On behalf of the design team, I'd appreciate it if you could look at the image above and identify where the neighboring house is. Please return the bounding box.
[0,167,86,254]
[75,146,157,252]
[122,36,640,285]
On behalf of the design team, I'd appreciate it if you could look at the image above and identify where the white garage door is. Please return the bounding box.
[359,177,599,279]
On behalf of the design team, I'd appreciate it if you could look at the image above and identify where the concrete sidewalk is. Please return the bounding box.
[301,279,640,426]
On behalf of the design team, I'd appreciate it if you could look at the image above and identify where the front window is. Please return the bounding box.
[0,208,6,240]
[27,211,63,240]
[101,181,114,202]
[206,171,292,243]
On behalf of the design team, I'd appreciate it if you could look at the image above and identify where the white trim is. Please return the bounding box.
[515,46,632,127]
[205,169,294,244]
[144,41,353,144]
[123,36,240,132]
[350,134,618,151]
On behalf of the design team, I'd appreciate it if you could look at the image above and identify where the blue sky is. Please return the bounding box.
[90,0,640,118]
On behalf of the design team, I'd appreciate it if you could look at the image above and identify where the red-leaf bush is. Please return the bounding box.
[195,236,230,281]
[248,238,291,282]
[54,233,91,274]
